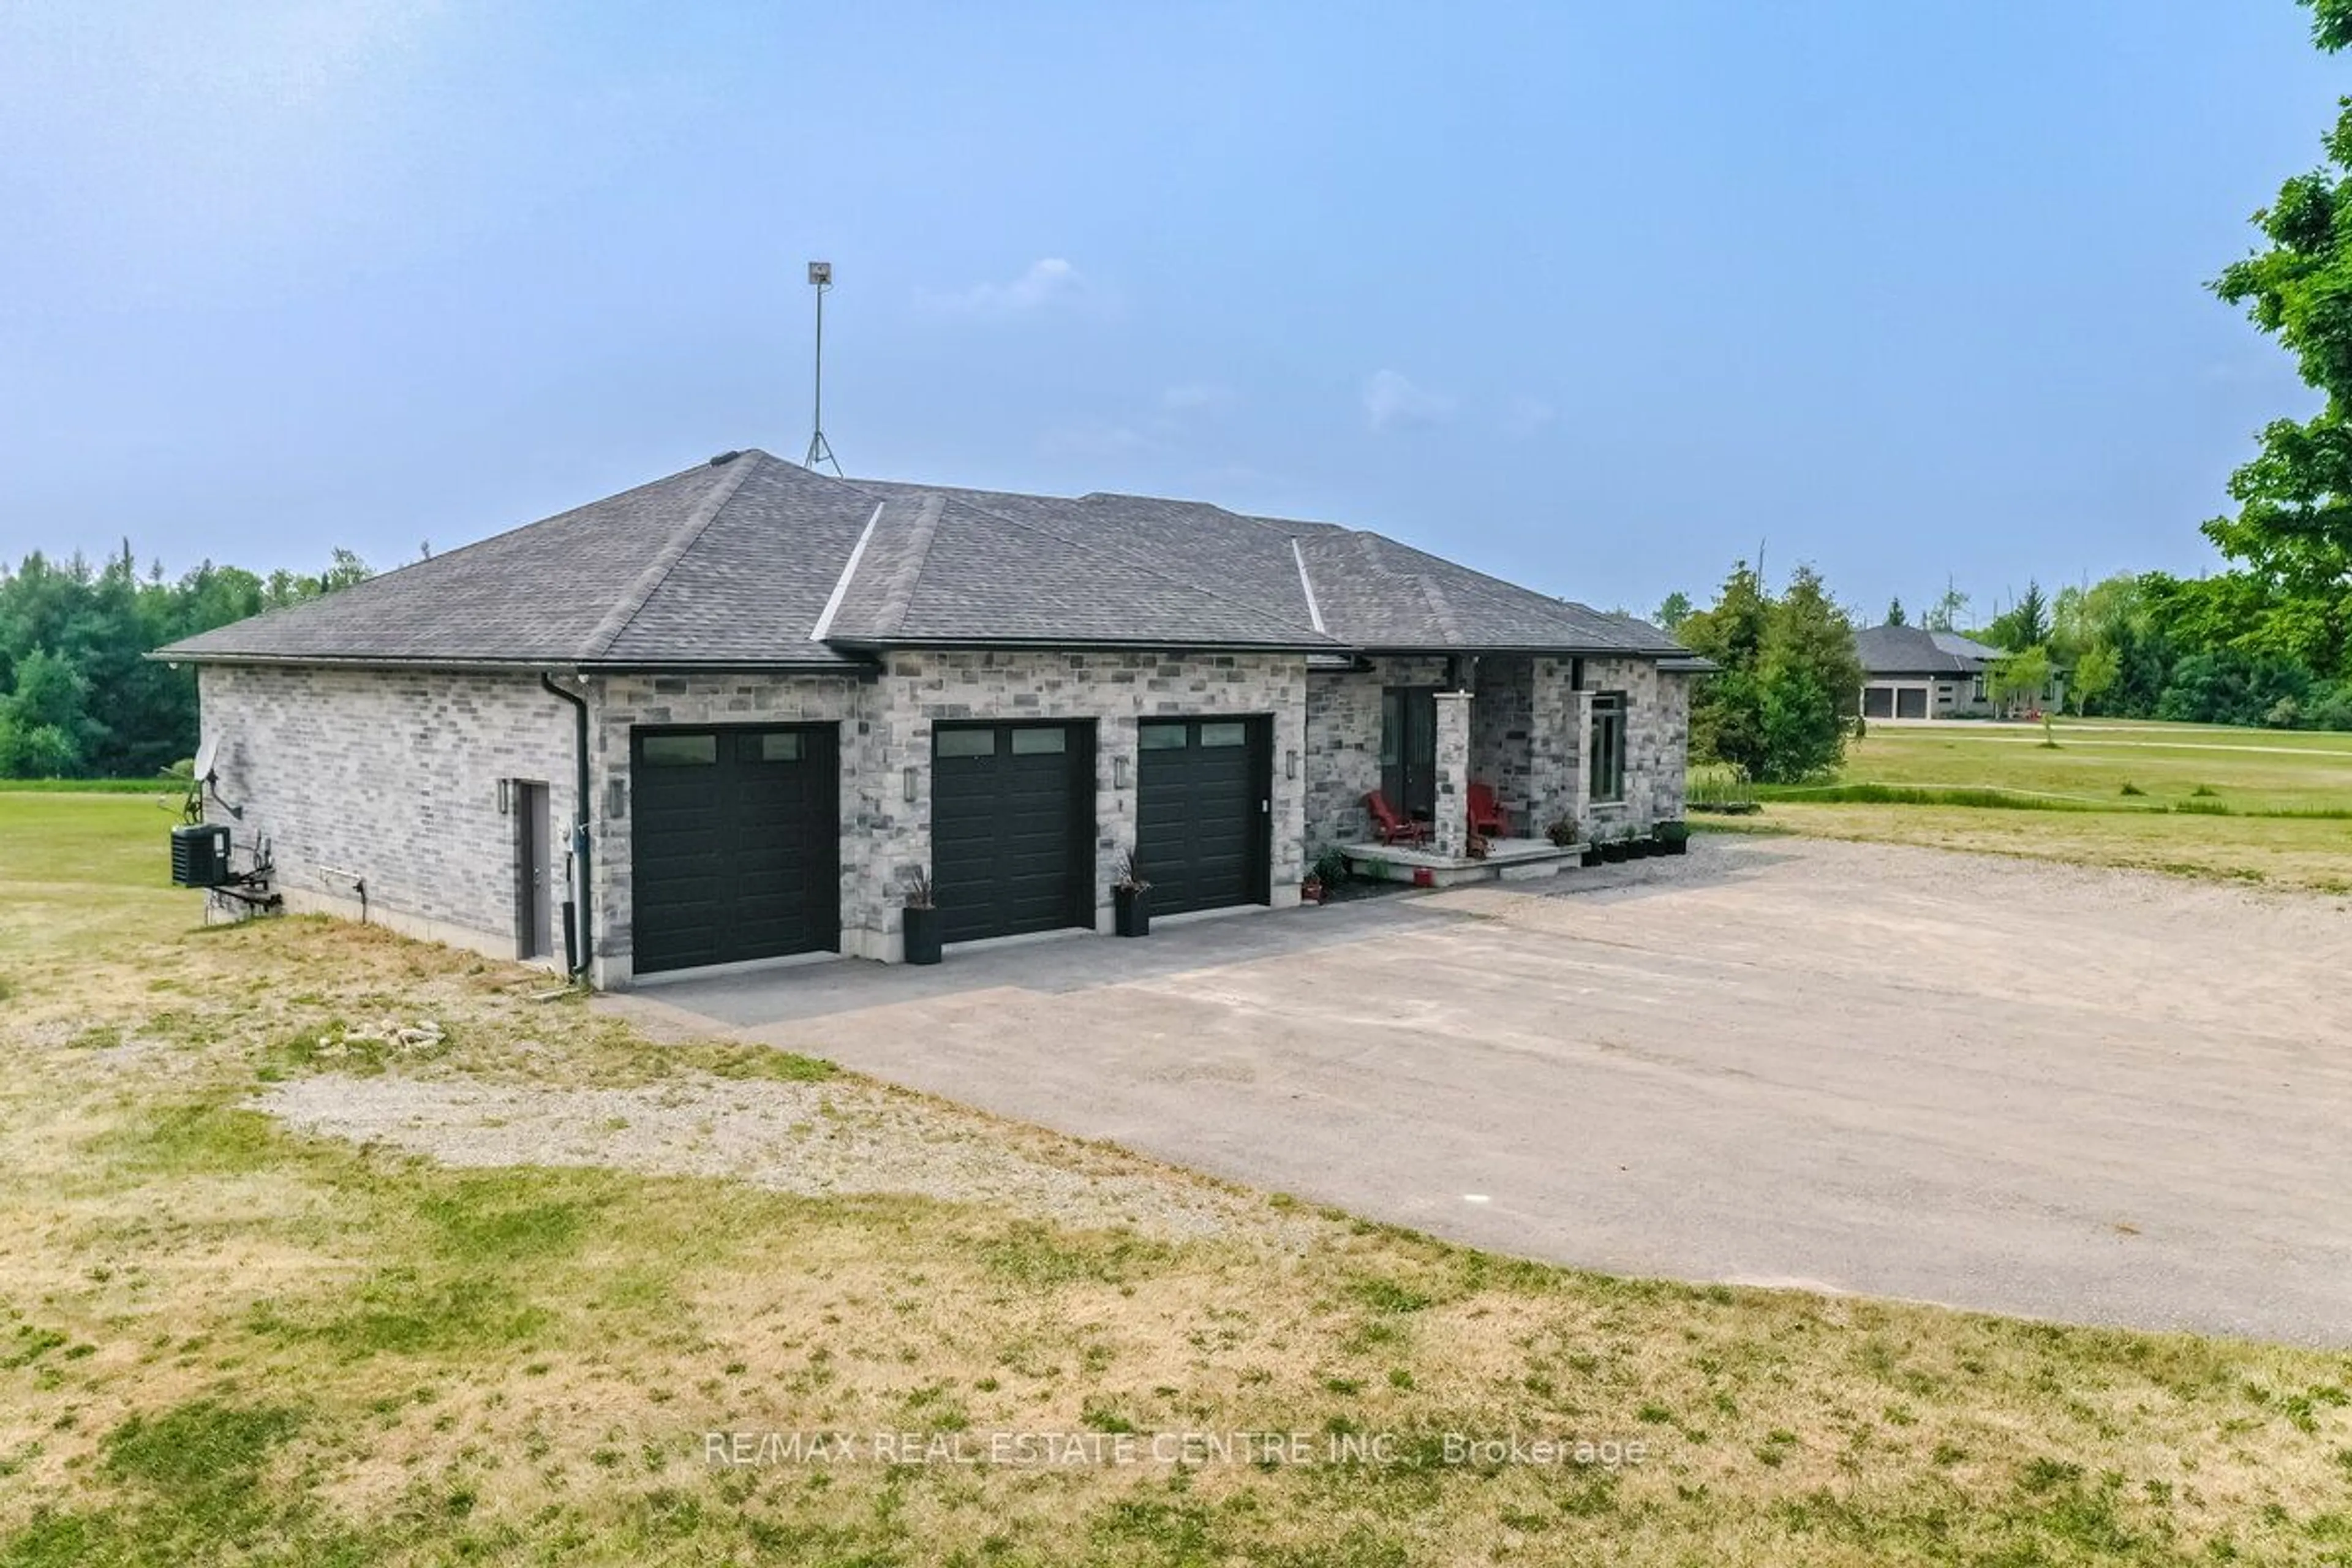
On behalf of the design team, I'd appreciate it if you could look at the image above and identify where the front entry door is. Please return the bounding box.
[1381,687,1439,821]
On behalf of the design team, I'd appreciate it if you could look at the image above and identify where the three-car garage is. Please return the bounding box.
[627,714,1274,976]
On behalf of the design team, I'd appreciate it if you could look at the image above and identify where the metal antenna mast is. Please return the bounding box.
[804,260,842,475]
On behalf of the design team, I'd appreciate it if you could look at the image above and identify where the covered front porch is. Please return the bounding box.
[1305,650,1681,870]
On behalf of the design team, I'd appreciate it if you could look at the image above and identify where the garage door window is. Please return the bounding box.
[642,734,717,766]
[937,729,997,758]
[750,731,804,763]
[1009,727,1068,755]
[1199,721,1247,747]
[1139,723,1187,750]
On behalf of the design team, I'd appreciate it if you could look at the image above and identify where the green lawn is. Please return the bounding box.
[5,794,2352,1564]
[1714,718,2352,892]
[1823,718,2352,815]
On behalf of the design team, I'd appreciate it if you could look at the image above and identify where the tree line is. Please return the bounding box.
[0,545,371,778]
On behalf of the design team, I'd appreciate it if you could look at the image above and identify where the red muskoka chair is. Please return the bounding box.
[1466,782,1510,839]
[1362,790,1432,846]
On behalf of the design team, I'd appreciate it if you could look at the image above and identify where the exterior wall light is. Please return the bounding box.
[1285,749,1298,780]
[903,766,918,803]
[1114,756,1131,790]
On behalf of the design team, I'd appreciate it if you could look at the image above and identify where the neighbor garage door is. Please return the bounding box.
[1896,687,1929,719]
[630,725,839,974]
[1137,717,1270,916]
[932,722,1095,944]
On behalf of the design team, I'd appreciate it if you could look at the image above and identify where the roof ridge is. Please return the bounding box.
[584,453,760,659]
[843,478,1341,646]
[1414,573,1464,642]
[872,492,946,636]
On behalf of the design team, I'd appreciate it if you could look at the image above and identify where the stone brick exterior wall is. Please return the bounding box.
[586,671,872,986]
[1302,655,1450,848]
[861,650,1309,963]
[1580,657,1692,832]
[198,649,1690,987]
[1305,653,1689,849]
[1469,655,1588,840]
[197,665,579,964]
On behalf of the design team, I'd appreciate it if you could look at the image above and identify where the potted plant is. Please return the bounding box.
[1113,853,1151,937]
[1598,827,1632,864]
[901,867,942,966]
[1656,820,1691,856]
[1303,848,1347,905]
[1545,815,1578,850]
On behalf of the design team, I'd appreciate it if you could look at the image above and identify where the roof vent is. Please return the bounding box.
[709,450,742,467]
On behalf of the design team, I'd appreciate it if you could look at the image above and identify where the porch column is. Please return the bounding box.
[1569,687,1595,831]
[1431,690,1473,858]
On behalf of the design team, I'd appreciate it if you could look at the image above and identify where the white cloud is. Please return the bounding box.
[1362,369,1455,432]
[918,257,1098,320]
[1504,397,1557,437]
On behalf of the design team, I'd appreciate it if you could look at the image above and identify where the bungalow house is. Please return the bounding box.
[1856,624,2064,720]
[1856,625,2005,720]
[159,450,1700,987]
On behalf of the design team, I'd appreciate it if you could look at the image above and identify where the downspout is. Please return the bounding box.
[540,673,593,981]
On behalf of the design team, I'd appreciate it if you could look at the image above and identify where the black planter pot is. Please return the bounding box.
[1114,884,1152,938]
[1599,841,1631,864]
[1660,835,1689,856]
[903,905,943,966]
[1581,845,1603,867]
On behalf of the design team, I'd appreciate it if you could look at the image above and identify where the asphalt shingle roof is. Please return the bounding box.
[160,450,1695,668]
[1855,624,2000,674]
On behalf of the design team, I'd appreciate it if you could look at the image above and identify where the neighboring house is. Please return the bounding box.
[159,450,1700,986]
[1856,625,2006,719]
[1856,625,2066,720]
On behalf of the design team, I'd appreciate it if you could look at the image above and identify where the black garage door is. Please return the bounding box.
[630,725,838,974]
[1137,717,1271,915]
[932,722,1095,945]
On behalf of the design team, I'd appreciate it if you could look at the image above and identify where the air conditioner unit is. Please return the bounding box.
[171,823,231,888]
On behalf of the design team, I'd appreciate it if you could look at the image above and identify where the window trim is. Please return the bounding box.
[1588,690,1627,804]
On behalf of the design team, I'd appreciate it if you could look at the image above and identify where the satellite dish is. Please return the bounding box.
[194,736,219,782]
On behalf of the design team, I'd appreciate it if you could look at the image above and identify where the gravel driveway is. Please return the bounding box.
[620,837,2352,1345]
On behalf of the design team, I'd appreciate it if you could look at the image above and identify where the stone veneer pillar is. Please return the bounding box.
[1432,690,1474,859]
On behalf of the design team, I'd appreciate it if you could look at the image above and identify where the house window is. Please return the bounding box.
[1971,674,1986,701]
[1588,692,1627,804]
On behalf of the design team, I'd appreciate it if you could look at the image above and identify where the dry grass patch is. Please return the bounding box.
[1752,801,2352,894]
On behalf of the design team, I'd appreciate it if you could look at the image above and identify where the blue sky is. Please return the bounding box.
[0,1,2341,625]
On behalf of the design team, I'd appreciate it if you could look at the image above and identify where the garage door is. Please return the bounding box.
[932,722,1095,944]
[1137,717,1270,916]
[630,725,839,974]
[1862,687,1894,720]
[1896,687,1928,719]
